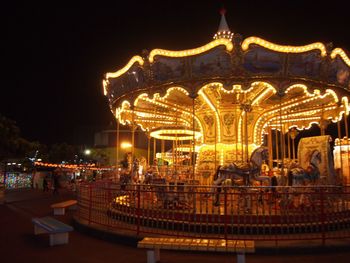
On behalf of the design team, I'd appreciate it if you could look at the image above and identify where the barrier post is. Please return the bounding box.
[88,184,92,224]
[320,188,326,245]
[137,184,141,235]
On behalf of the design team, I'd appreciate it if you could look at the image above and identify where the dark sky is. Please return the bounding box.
[2,0,350,146]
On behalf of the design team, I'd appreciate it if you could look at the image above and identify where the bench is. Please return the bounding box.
[138,237,255,263]
[51,200,77,215]
[32,216,74,246]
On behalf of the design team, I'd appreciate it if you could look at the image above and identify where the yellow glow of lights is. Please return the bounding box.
[120,142,132,149]
[150,129,202,141]
[176,145,201,152]
[253,84,340,145]
[149,38,233,63]
[343,97,350,115]
[251,83,277,105]
[242,37,327,57]
[330,48,350,66]
[105,56,144,79]
[132,90,204,139]
[198,85,221,142]
[102,79,108,96]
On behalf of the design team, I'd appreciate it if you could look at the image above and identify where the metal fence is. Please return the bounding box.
[75,181,350,245]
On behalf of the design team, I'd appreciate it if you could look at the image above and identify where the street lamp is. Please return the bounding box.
[84,149,91,155]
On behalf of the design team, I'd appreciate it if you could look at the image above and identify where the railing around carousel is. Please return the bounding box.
[75,181,350,245]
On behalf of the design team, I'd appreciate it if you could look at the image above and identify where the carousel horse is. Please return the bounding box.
[213,146,270,187]
[212,146,270,206]
[287,150,321,186]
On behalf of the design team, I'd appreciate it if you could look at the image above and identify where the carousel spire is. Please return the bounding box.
[213,8,234,41]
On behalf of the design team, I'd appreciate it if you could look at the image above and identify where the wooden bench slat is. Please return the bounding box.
[51,200,77,208]
[32,216,73,233]
[138,237,255,263]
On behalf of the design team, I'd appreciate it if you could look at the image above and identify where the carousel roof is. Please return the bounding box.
[103,13,350,144]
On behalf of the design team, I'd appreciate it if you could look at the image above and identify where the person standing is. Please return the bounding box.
[43,176,49,192]
[52,171,60,195]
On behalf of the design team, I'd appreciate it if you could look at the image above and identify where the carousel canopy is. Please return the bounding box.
[103,14,350,147]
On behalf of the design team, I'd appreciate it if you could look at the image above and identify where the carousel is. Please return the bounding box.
[76,11,350,239]
[103,10,350,187]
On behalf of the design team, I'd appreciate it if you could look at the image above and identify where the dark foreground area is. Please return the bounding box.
[1,188,350,263]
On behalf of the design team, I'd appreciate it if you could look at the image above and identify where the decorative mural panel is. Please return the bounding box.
[288,51,322,79]
[243,47,284,74]
[152,57,187,82]
[328,58,350,90]
[192,47,231,77]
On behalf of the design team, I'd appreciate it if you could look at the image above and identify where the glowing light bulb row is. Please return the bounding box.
[149,38,233,63]
[242,37,327,57]
[133,92,204,139]
[330,48,350,67]
[105,56,144,79]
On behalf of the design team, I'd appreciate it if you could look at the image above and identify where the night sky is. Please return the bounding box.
[2,0,350,146]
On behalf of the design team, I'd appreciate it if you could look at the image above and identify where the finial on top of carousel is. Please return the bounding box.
[213,8,234,41]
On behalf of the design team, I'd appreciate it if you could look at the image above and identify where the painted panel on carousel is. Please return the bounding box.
[152,57,187,82]
[192,47,231,77]
[288,51,322,79]
[328,57,350,90]
[221,111,238,144]
[109,65,145,99]
[243,47,284,74]
[298,135,336,184]
[201,113,215,143]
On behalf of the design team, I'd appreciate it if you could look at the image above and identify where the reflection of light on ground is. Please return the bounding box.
[114,195,130,206]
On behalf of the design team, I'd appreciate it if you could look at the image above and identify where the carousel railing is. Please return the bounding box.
[75,181,350,245]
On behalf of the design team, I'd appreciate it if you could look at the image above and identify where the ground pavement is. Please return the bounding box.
[1,188,350,263]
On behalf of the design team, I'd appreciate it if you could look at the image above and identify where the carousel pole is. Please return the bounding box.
[286,111,291,161]
[245,111,249,163]
[190,93,197,181]
[241,113,244,163]
[116,119,120,167]
[287,125,291,161]
[337,118,343,181]
[235,104,238,162]
[214,112,217,170]
[279,91,285,177]
[147,132,151,168]
[267,125,273,169]
[153,138,156,164]
[275,129,279,166]
[344,110,350,184]
[131,106,135,176]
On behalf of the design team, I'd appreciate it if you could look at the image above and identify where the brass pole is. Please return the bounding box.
[275,129,279,167]
[245,111,249,163]
[153,138,156,164]
[147,132,150,168]
[241,115,244,163]
[267,126,273,169]
[279,94,284,176]
[192,95,196,180]
[337,120,343,181]
[214,113,217,169]
[344,112,349,184]
[287,125,291,161]
[116,120,120,167]
[131,108,135,176]
[235,105,238,162]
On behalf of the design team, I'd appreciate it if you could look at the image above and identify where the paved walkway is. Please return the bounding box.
[1,188,350,263]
